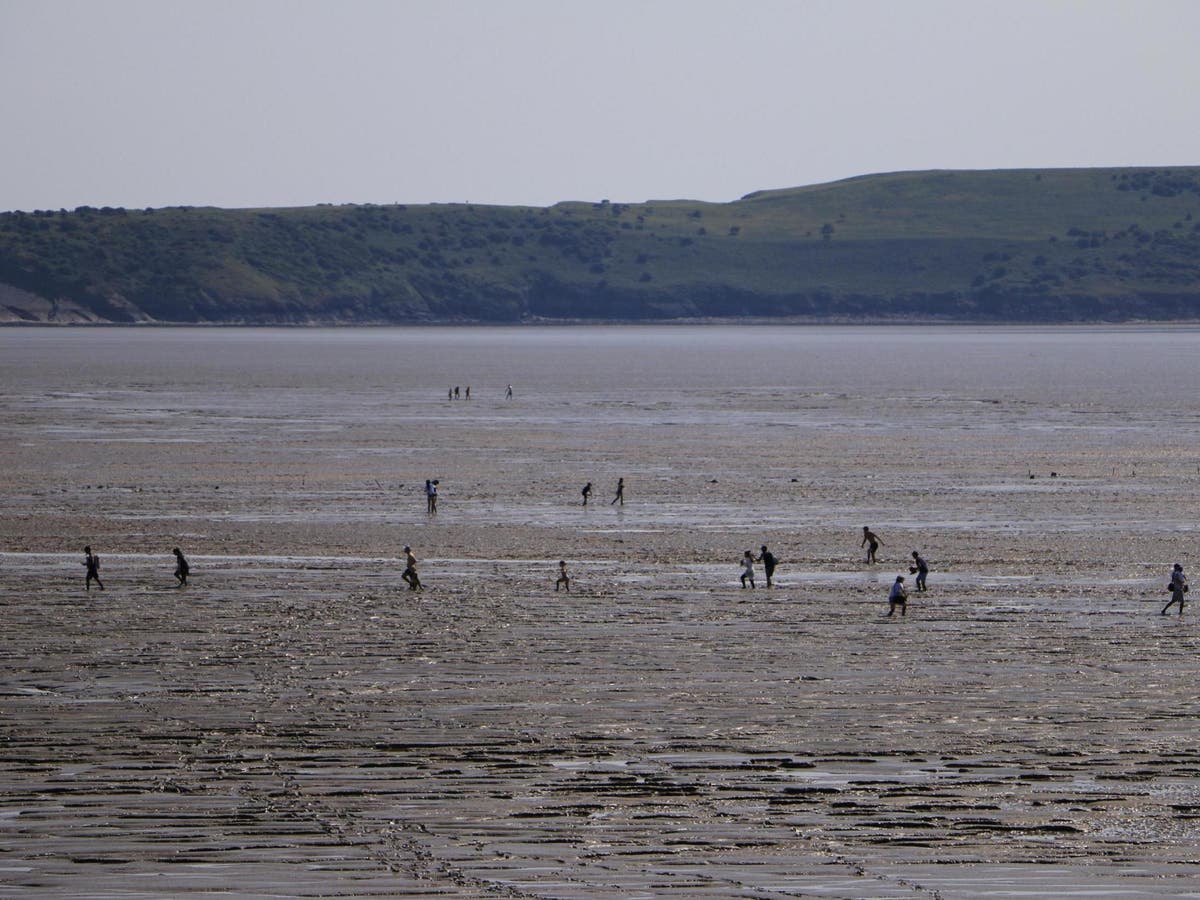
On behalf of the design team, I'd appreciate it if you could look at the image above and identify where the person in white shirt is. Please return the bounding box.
[740,550,756,589]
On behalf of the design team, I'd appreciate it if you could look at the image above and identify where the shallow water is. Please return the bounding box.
[7,323,1200,413]
[6,325,1200,537]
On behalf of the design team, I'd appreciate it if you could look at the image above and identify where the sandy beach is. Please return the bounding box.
[3,326,1200,898]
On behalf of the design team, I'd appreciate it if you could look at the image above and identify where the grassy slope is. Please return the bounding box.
[3,167,1200,323]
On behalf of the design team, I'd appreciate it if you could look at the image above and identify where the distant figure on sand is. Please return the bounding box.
[1162,563,1188,615]
[465,386,470,400]
[402,546,422,591]
[172,547,190,586]
[506,384,513,399]
[425,479,439,514]
[910,551,928,591]
[861,526,882,564]
[555,560,571,592]
[83,545,103,591]
[757,545,777,587]
[454,386,460,399]
[581,482,592,505]
[740,550,756,588]
[448,387,453,401]
[611,477,624,505]
[888,575,908,617]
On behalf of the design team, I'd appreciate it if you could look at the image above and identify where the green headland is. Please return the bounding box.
[4,167,1200,324]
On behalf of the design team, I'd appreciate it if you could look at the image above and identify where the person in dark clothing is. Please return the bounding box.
[611,477,625,506]
[910,551,928,591]
[757,545,777,587]
[402,546,422,591]
[581,482,592,506]
[172,547,190,586]
[888,576,908,617]
[84,545,103,591]
[1162,563,1188,615]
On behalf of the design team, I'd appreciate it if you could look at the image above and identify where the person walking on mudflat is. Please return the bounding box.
[757,545,778,587]
[910,550,928,591]
[402,546,422,591]
[83,545,103,591]
[555,560,571,592]
[861,526,882,564]
[611,478,625,506]
[581,482,592,506]
[888,575,908,617]
[740,550,756,589]
[172,547,190,586]
[1162,563,1188,615]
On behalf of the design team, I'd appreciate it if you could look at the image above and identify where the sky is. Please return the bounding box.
[2,0,1199,212]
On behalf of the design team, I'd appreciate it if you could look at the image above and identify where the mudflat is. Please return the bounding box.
[3,326,1200,899]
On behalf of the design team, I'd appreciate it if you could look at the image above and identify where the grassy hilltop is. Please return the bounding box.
[4,167,1200,323]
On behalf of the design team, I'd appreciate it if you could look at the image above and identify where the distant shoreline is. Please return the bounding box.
[6,316,1200,328]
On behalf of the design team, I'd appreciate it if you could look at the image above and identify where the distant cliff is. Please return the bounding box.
[4,167,1200,324]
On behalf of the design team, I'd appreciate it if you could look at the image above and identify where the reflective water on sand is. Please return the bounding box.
[6,325,1200,897]
[7,322,1200,406]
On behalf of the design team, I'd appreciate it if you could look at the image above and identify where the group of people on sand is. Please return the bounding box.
[857,524,1189,618]
[855,525,930,617]
[882,550,930,617]
[734,535,931,614]
[82,543,424,594]
[82,545,189,591]
[416,475,628,516]
[581,478,624,506]
[79,524,1190,619]
[447,385,516,400]
[739,546,779,588]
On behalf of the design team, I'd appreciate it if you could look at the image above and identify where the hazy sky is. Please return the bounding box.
[3,0,1198,212]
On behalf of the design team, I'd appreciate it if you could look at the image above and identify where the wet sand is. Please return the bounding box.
[4,327,1200,898]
